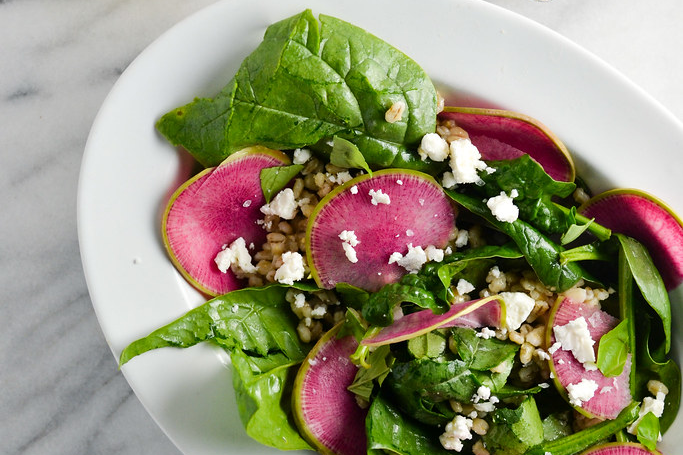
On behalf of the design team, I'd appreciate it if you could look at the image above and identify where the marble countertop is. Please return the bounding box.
[2,0,681,454]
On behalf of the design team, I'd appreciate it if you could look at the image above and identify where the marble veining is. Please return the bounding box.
[1,0,681,454]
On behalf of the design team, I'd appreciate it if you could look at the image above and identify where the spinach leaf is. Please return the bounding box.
[362,274,442,327]
[157,10,438,170]
[560,218,594,245]
[330,136,372,174]
[260,164,303,203]
[541,412,572,442]
[560,240,617,265]
[478,155,576,235]
[366,394,452,455]
[451,328,519,371]
[388,358,479,404]
[231,348,311,450]
[407,330,449,359]
[617,234,671,353]
[347,344,394,401]
[597,319,630,377]
[119,285,309,365]
[445,190,584,292]
[482,396,544,455]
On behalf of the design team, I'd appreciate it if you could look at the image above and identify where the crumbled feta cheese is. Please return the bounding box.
[339,230,360,247]
[486,190,519,223]
[445,246,453,255]
[456,279,475,296]
[448,138,491,184]
[473,385,491,403]
[311,304,327,318]
[454,229,469,248]
[425,245,445,262]
[293,293,306,308]
[385,100,406,123]
[566,379,598,407]
[214,237,257,274]
[553,316,597,367]
[439,415,473,452]
[388,244,427,274]
[548,341,562,354]
[339,230,360,263]
[293,148,312,164]
[418,133,450,162]
[260,188,298,220]
[536,349,550,361]
[350,185,359,195]
[369,188,391,205]
[242,200,252,208]
[231,304,239,313]
[342,243,358,263]
[406,229,415,237]
[476,327,496,339]
[442,171,457,189]
[396,179,403,185]
[328,171,353,185]
[499,292,535,330]
[274,251,305,285]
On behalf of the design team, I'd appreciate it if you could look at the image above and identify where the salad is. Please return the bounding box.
[119,9,682,455]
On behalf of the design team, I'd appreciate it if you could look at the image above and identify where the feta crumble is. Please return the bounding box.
[476,327,496,339]
[214,237,257,274]
[425,245,445,262]
[260,188,298,220]
[274,251,305,285]
[454,229,469,248]
[628,391,667,436]
[293,148,312,164]
[242,200,252,208]
[369,188,391,205]
[566,379,598,407]
[553,316,597,368]
[442,171,457,189]
[448,137,493,184]
[439,415,473,452]
[388,243,427,274]
[499,292,535,331]
[339,230,360,263]
[350,185,359,195]
[456,279,475,296]
[486,190,519,223]
[418,132,450,162]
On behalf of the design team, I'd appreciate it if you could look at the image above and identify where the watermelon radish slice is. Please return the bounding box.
[162,146,290,296]
[547,295,632,420]
[579,442,661,455]
[439,107,575,182]
[292,323,367,455]
[306,169,456,291]
[362,296,504,347]
[579,189,683,291]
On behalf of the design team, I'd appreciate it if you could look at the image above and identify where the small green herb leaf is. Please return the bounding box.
[560,218,594,245]
[260,164,303,203]
[597,319,630,377]
[635,411,660,451]
[330,136,372,175]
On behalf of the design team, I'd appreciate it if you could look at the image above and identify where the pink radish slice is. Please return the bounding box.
[362,296,504,347]
[580,442,661,455]
[293,324,367,455]
[306,169,456,291]
[439,107,575,182]
[548,296,632,420]
[579,189,683,291]
[162,146,290,296]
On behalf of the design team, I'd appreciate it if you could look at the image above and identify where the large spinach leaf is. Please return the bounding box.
[366,394,452,455]
[482,396,544,455]
[157,10,438,170]
[231,348,311,450]
[451,327,519,372]
[478,156,576,234]
[119,285,309,365]
[445,190,584,292]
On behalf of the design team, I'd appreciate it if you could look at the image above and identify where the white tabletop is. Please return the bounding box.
[2,0,681,454]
